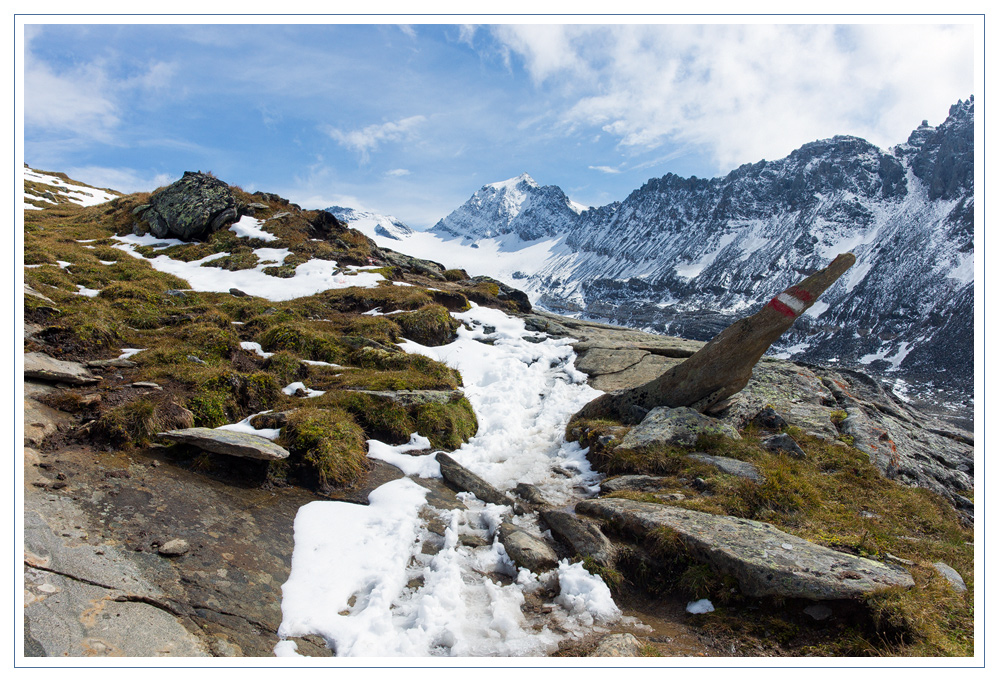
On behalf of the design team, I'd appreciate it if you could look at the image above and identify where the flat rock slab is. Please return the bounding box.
[686,452,763,483]
[617,406,740,450]
[600,474,674,494]
[590,632,643,657]
[577,498,914,600]
[157,427,289,461]
[25,352,100,385]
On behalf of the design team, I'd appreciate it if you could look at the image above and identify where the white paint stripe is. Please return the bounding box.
[776,292,806,314]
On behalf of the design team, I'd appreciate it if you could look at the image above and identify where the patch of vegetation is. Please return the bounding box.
[391,304,460,346]
[279,407,369,489]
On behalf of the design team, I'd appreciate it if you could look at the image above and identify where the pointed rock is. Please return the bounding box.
[541,510,617,567]
[575,253,856,422]
[435,452,525,513]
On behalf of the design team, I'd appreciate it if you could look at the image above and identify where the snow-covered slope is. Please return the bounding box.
[326,206,414,241]
[431,172,585,242]
[23,166,121,210]
[356,99,975,398]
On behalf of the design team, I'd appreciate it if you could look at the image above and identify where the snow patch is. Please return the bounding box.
[229,215,278,242]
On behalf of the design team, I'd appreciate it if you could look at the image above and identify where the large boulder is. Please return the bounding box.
[25,352,100,385]
[577,498,914,600]
[138,172,242,241]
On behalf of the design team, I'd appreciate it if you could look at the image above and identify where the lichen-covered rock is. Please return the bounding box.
[138,171,242,241]
[590,633,642,657]
[761,433,807,459]
[616,406,740,450]
[577,497,914,600]
[686,452,763,482]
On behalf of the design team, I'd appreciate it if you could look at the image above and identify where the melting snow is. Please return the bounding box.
[276,304,619,656]
[282,381,325,398]
[229,215,278,242]
[216,411,281,440]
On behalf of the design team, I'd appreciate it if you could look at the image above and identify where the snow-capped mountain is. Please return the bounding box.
[431,172,587,242]
[363,99,974,400]
[326,206,414,241]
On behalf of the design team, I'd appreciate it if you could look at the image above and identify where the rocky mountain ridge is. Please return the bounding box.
[406,99,975,409]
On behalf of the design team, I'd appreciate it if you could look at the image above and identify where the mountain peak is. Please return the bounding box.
[486,173,538,192]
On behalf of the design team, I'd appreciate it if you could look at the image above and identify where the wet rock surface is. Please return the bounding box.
[577,498,915,600]
[498,522,559,572]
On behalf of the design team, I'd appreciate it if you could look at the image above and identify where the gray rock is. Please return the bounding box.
[498,522,559,572]
[514,482,550,508]
[749,406,789,431]
[932,562,967,593]
[157,427,289,461]
[576,497,914,600]
[86,358,138,369]
[348,389,466,408]
[158,539,190,556]
[25,352,100,385]
[138,171,242,241]
[435,453,525,513]
[761,433,807,459]
[590,633,642,657]
[616,406,740,450]
[541,510,617,567]
[600,475,672,494]
[686,452,763,483]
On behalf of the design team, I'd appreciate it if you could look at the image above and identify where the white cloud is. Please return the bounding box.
[65,166,175,194]
[588,165,622,174]
[398,25,417,39]
[386,168,411,177]
[24,29,178,144]
[328,115,426,163]
[490,24,974,173]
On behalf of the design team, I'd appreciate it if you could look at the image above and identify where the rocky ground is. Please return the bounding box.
[21,169,974,659]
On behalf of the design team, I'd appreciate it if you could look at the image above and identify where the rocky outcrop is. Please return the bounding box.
[577,498,914,600]
[157,428,289,461]
[575,253,856,421]
[136,171,242,241]
[616,407,741,449]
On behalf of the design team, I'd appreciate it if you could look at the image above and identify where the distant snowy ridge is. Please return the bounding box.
[326,206,414,241]
[346,99,974,397]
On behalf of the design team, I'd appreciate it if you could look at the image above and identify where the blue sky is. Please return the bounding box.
[22,20,976,228]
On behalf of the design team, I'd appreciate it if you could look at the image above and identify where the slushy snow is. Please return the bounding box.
[275,303,621,656]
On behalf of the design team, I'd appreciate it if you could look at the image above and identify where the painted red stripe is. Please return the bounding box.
[788,286,814,303]
[768,297,798,318]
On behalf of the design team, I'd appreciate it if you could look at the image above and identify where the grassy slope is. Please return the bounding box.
[24,188,496,491]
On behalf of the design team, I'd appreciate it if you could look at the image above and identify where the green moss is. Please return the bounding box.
[202,250,260,271]
[258,323,345,363]
[412,398,478,450]
[443,269,468,282]
[280,407,369,488]
[263,351,306,385]
[391,304,459,346]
